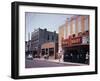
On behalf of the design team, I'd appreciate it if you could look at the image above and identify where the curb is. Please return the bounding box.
[33,58,87,66]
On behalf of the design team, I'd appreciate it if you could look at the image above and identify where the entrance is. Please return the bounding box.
[63,45,89,64]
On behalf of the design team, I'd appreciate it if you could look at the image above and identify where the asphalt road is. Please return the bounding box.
[25,59,80,68]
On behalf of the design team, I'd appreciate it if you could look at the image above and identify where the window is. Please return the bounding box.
[52,35,54,40]
[48,35,49,40]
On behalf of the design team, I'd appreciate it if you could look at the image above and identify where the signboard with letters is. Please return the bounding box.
[62,37,82,46]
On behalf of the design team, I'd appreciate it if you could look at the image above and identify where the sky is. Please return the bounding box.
[25,12,74,41]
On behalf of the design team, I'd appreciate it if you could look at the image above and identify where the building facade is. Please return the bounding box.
[41,42,58,59]
[31,28,58,59]
[25,40,32,57]
[59,15,90,64]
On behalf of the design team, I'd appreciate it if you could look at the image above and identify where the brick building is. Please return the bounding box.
[31,28,58,58]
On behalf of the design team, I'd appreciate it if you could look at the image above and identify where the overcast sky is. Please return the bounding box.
[25,12,74,41]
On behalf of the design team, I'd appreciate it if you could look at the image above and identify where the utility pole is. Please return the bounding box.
[28,32,30,54]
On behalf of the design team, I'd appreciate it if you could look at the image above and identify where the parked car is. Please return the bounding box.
[26,54,33,60]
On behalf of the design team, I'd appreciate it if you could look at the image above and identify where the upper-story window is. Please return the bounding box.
[84,16,89,31]
[47,35,49,40]
[72,19,76,34]
[52,35,54,41]
[78,16,81,32]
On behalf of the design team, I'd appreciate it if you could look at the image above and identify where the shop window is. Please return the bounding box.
[49,48,54,56]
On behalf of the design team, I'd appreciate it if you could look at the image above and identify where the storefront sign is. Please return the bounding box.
[71,37,82,44]
[62,37,82,46]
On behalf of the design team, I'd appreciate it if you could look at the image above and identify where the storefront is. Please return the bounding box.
[63,45,89,64]
[41,42,58,59]
[62,34,89,64]
[58,15,90,64]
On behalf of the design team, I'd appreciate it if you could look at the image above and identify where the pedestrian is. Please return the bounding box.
[85,52,89,64]
[59,53,61,62]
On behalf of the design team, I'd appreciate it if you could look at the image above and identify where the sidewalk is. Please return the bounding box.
[33,58,87,66]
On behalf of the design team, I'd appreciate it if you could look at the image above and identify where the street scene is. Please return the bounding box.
[25,12,90,68]
[25,58,84,68]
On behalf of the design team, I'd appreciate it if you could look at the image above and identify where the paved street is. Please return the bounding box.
[25,59,82,68]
